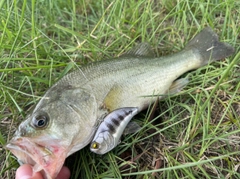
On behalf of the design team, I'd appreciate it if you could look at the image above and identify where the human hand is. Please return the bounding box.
[15,164,70,179]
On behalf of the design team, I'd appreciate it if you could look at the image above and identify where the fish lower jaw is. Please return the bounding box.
[6,137,67,179]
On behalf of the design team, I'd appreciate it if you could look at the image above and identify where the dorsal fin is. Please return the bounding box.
[122,43,155,57]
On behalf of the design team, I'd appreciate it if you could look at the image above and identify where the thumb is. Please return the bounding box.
[16,164,43,179]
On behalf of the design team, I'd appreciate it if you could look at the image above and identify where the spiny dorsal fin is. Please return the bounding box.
[123,42,155,57]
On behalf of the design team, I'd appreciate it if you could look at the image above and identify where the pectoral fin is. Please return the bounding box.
[123,121,141,135]
[103,84,125,111]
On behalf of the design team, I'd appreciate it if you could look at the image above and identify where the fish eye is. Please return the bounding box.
[91,142,99,149]
[32,112,49,129]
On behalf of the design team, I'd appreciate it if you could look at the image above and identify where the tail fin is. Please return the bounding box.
[186,27,234,66]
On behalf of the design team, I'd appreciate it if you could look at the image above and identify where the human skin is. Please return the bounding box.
[15,164,70,179]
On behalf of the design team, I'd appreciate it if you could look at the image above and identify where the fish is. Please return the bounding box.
[6,27,234,179]
[90,107,139,154]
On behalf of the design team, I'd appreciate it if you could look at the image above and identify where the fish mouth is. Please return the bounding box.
[6,136,67,179]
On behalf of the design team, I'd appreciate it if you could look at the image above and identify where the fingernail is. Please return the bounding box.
[19,176,32,179]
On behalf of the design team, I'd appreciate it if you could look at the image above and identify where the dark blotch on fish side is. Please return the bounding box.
[106,122,116,133]
[112,118,120,126]
[124,110,132,116]
[118,115,124,121]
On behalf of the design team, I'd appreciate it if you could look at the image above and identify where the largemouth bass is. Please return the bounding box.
[6,27,234,179]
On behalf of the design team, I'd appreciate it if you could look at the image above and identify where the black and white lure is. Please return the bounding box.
[90,107,139,154]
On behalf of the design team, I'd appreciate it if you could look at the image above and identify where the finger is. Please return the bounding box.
[16,164,43,179]
[16,164,32,179]
[56,166,71,179]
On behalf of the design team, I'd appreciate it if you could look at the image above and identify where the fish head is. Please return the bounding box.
[6,83,99,179]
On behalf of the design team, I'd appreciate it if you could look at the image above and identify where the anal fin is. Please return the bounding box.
[168,78,189,94]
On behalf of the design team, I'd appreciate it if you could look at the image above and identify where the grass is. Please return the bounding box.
[0,0,239,178]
